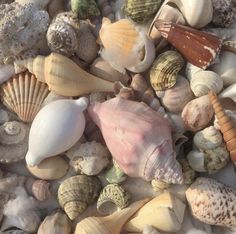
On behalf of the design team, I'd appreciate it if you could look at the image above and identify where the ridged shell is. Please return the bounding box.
[214,110,236,130]
[219,83,236,103]
[1,72,49,122]
[123,0,163,23]
[58,175,102,220]
[150,51,185,91]
[31,179,51,201]
[178,159,196,185]
[97,184,130,215]
[151,179,170,192]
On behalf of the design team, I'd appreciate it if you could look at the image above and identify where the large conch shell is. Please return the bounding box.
[25,97,88,166]
[123,192,186,232]
[74,198,149,234]
[88,97,183,184]
[209,91,236,165]
[14,53,114,96]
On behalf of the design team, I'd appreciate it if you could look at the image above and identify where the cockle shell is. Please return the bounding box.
[99,18,155,73]
[122,0,162,23]
[74,199,149,234]
[150,51,185,91]
[31,179,51,201]
[155,75,194,113]
[25,97,88,166]
[1,71,49,122]
[37,211,72,234]
[0,121,30,163]
[97,184,130,215]
[155,20,222,69]
[14,53,114,96]
[186,177,236,228]
[181,95,214,132]
[124,192,186,232]
[58,175,102,220]
[88,97,183,184]
[186,63,223,97]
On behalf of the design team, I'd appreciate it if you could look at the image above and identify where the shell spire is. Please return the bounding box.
[208,91,236,164]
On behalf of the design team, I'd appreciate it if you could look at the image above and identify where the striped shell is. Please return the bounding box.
[150,51,185,91]
[0,72,49,122]
[32,179,51,201]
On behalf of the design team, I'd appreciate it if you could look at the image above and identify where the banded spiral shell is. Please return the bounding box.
[0,72,49,122]
[58,175,102,220]
[150,50,185,91]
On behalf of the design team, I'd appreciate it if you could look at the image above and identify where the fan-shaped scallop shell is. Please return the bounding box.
[58,175,102,220]
[150,50,185,91]
[0,71,49,122]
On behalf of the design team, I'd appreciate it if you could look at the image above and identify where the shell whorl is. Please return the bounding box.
[209,91,236,164]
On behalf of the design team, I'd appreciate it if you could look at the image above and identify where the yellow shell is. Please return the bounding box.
[1,71,49,122]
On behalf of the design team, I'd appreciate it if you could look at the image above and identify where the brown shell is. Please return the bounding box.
[32,180,51,201]
[0,71,49,122]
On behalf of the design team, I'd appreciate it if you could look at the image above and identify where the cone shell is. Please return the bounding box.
[32,179,51,201]
[209,91,236,165]
[150,51,185,91]
[58,175,102,220]
[155,20,222,69]
[0,72,49,122]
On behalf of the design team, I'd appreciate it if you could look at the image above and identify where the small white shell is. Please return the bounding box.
[187,150,206,173]
[219,83,236,103]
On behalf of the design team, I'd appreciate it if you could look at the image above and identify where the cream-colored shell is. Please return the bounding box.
[219,83,236,103]
[178,159,196,185]
[31,179,51,201]
[151,179,170,193]
[214,110,236,130]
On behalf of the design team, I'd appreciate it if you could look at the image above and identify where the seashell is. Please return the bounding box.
[0,108,9,125]
[105,159,127,184]
[149,51,185,91]
[67,141,111,175]
[0,193,9,223]
[151,179,170,193]
[0,64,15,85]
[47,0,65,18]
[209,91,236,165]
[14,53,114,96]
[1,71,49,122]
[178,159,196,185]
[1,230,29,234]
[37,211,72,234]
[97,184,130,215]
[155,75,194,113]
[0,175,26,194]
[186,177,236,228]
[223,40,236,53]
[15,0,50,9]
[124,192,186,232]
[27,156,69,180]
[25,97,88,166]
[214,110,236,130]
[155,20,222,69]
[42,91,71,107]
[122,0,163,24]
[74,198,149,234]
[181,95,214,132]
[99,18,155,73]
[166,112,186,134]
[0,121,30,163]
[143,225,162,234]
[186,63,223,97]
[219,83,236,104]
[211,0,236,27]
[88,97,183,184]
[31,179,51,201]
[97,0,114,20]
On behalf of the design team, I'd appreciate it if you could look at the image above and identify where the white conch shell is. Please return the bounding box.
[186,63,223,97]
[25,97,88,166]
[219,83,236,103]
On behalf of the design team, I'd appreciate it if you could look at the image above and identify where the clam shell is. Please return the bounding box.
[31,179,51,201]
[97,184,130,215]
[1,72,49,122]
[149,51,185,91]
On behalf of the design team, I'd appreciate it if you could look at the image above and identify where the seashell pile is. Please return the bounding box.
[0,1,235,233]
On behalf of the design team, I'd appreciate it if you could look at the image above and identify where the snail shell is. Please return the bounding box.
[31,179,51,201]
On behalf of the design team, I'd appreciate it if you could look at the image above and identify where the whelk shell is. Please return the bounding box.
[0,71,49,122]
[31,179,51,201]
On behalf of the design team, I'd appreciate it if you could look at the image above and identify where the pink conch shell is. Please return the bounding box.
[88,97,183,184]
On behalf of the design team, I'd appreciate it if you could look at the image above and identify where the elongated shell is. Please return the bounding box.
[31,179,51,201]
[1,71,49,122]
[150,51,185,91]
[186,177,236,228]
[58,175,102,220]
[124,192,186,232]
[14,53,114,96]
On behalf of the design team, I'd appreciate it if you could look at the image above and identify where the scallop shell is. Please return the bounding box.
[149,51,185,91]
[58,175,102,220]
[97,184,130,215]
[122,0,163,23]
[1,72,49,122]
[31,179,51,201]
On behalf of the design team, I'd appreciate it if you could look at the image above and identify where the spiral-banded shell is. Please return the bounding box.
[150,51,185,91]
[58,175,102,220]
[32,179,51,201]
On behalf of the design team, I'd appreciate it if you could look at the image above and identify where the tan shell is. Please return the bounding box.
[1,71,49,122]
[151,179,170,192]
[27,156,69,180]
[31,179,51,201]
[178,159,196,185]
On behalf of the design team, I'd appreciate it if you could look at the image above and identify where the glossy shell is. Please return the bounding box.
[31,179,51,201]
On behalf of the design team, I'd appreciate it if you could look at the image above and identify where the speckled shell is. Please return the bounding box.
[1,71,49,122]
[97,184,130,215]
[178,159,196,185]
[151,179,170,192]
[58,175,102,220]
[186,177,236,228]
[150,51,185,91]
[123,0,163,23]
[31,179,51,201]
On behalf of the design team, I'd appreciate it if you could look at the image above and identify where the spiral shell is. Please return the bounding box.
[31,179,51,201]
[178,159,196,185]
[150,51,185,91]
[58,175,102,220]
